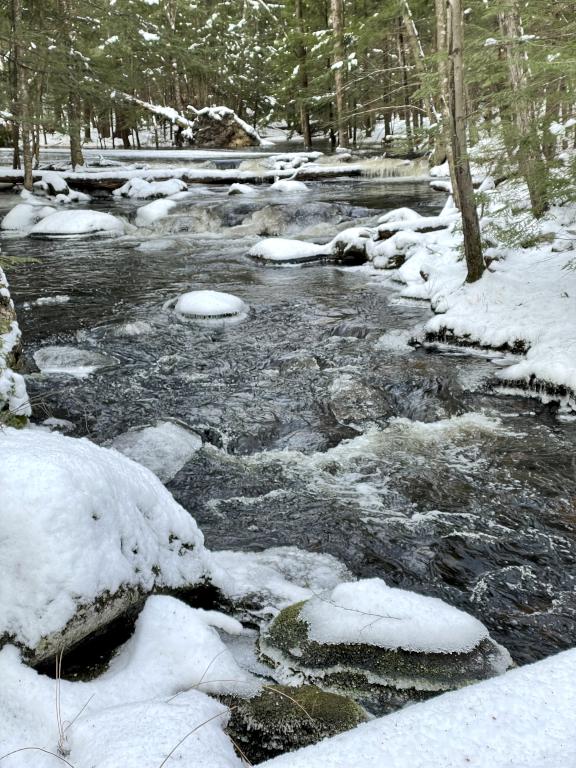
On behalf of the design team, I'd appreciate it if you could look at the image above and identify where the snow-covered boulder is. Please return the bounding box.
[249,238,329,264]
[134,198,176,227]
[260,578,512,714]
[113,177,187,199]
[191,106,261,148]
[111,421,202,482]
[228,182,259,196]
[0,267,29,426]
[269,179,309,194]
[0,428,209,662]
[0,202,55,232]
[174,290,249,320]
[29,209,125,238]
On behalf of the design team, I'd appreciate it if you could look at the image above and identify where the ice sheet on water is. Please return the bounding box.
[33,345,116,377]
[111,421,203,482]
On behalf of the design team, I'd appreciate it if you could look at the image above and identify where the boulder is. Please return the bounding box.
[192,107,261,149]
[260,579,512,715]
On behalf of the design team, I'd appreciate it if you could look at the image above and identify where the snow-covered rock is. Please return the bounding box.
[0,428,209,661]
[33,345,116,377]
[111,421,202,482]
[228,182,259,196]
[0,203,55,232]
[174,290,249,319]
[29,209,125,238]
[134,198,176,227]
[113,177,187,199]
[269,179,310,194]
[249,238,328,264]
[191,106,262,148]
[260,578,512,713]
[262,648,576,768]
[0,595,252,768]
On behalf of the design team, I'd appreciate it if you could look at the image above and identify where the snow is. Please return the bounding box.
[113,177,187,199]
[1,203,55,232]
[174,290,248,318]
[228,182,259,195]
[262,648,576,768]
[0,595,251,768]
[299,578,489,653]
[33,346,115,377]
[111,421,202,482]
[0,268,30,421]
[269,179,310,194]
[134,198,176,226]
[249,238,328,262]
[29,210,125,238]
[0,428,208,650]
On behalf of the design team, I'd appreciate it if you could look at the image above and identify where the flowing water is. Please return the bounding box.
[1,157,575,666]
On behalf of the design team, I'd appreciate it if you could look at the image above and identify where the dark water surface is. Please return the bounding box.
[2,172,575,665]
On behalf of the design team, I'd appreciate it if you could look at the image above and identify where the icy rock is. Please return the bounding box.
[249,238,328,264]
[327,227,373,264]
[0,202,55,231]
[111,421,203,482]
[228,183,259,196]
[134,198,176,227]
[241,202,356,237]
[113,177,187,199]
[34,345,116,377]
[174,290,248,319]
[226,685,367,764]
[269,179,310,194]
[260,578,512,714]
[329,374,394,426]
[29,209,125,238]
[0,268,29,426]
[0,429,209,662]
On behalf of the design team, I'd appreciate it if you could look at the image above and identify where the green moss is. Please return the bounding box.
[0,411,28,429]
[226,685,366,763]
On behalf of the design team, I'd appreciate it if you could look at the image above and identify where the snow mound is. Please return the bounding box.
[269,179,310,194]
[0,428,208,652]
[174,290,248,319]
[300,578,488,653]
[34,345,116,377]
[113,177,188,199]
[135,198,176,227]
[249,238,327,263]
[262,648,576,768]
[228,183,259,196]
[111,421,203,482]
[29,209,125,238]
[1,203,55,232]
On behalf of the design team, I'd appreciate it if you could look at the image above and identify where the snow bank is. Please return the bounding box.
[134,198,176,227]
[300,578,487,654]
[0,428,208,654]
[113,177,187,199]
[262,648,576,768]
[0,595,251,768]
[111,421,202,482]
[174,290,248,319]
[29,209,125,238]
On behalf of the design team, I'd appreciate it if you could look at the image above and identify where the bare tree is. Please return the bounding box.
[329,0,349,148]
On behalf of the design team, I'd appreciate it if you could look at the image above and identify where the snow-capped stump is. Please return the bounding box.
[260,578,512,715]
[34,345,116,377]
[113,177,187,199]
[249,238,329,264]
[174,289,249,320]
[0,202,55,232]
[191,106,262,148]
[29,209,125,238]
[225,685,367,764]
[111,421,203,483]
[0,428,209,663]
[269,179,310,194]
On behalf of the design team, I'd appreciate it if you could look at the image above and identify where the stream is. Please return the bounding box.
[1,150,575,666]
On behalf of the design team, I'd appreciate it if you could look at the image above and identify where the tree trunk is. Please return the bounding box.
[435,0,459,203]
[295,0,312,149]
[446,0,484,283]
[10,0,32,189]
[330,0,349,148]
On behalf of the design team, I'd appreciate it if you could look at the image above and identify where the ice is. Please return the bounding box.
[32,294,70,306]
[0,595,250,768]
[113,177,188,199]
[269,179,310,194]
[174,290,248,318]
[111,421,203,482]
[134,198,176,226]
[249,238,328,262]
[299,578,488,653]
[0,428,208,650]
[0,203,56,232]
[29,210,125,238]
[33,345,116,377]
[262,648,576,768]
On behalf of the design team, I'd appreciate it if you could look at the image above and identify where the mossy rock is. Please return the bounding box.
[226,684,366,763]
[260,601,510,713]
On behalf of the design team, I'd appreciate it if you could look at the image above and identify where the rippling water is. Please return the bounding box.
[2,171,575,665]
